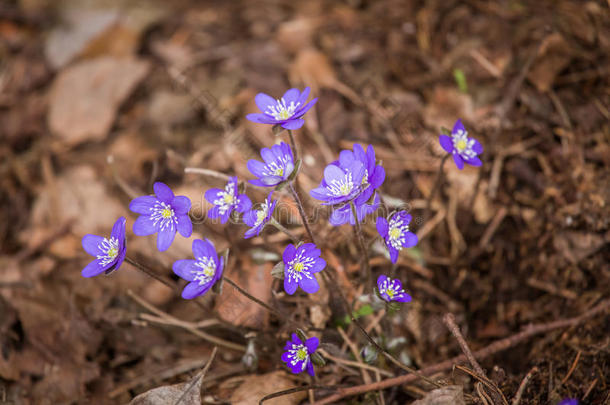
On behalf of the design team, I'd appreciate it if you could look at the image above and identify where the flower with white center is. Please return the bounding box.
[310,159,366,206]
[282,243,326,295]
[81,217,126,277]
[246,87,318,130]
[129,182,192,252]
[439,119,483,170]
[247,142,295,187]
[376,211,418,264]
[281,333,319,376]
[173,238,225,299]
[376,275,412,303]
[205,176,252,224]
[243,192,277,239]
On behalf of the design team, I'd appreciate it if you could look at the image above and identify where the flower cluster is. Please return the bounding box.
[247,142,295,187]
[205,176,251,224]
[81,217,126,277]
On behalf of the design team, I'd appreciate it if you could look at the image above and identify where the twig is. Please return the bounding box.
[337,326,373,385]
[350,201,371,286]
[560,350,581,385]
[126,256,175,290]
[127,289,246,352]
[259,385,334,404]
[454,365,508,405]
[318,349,393,378]
[511,366,538,405]
[175,346,218,405]
[443,313,485,377]
[288,182,316,244]
[184,167,232,182]
[312,299,610,404]
[288,129,298,161]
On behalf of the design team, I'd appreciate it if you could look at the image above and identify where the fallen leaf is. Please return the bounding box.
[147,91,196,127]
[527,33,573,92]
[48,57,150,145]
[230,371,306,405]
[130,372,202,405]
[412,385,465,405]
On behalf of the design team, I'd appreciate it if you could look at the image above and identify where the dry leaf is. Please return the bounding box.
[130,373,202,405]
[527,33,573,92]
[412,385,465,405]
[230,371,306,405]
[48,57,150,145]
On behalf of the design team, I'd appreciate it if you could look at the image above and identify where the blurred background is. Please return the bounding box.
[0,0,608,403]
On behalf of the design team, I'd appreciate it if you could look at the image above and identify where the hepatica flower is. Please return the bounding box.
[283,243,326,295]
[339,144,385,204]
[439,119,483,170]
[558,400,578,405]
[329,192,380,226]
[376,275,412,303]
[172,239,224,299]
[247,142,294,187]
[81,217,126,277]
[205,176,251,224]
[243,192,277,239]
[246,87,317,130]
[376,211,418,263]
[281,333,319,376]
[310,160,366,206]
[129,183,192,252]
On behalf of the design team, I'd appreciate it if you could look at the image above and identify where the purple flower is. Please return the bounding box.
[243,192,277,239]
[172,239,224,299]
[129,183,192,252]
[246,87,317,130]
[247,142,295,187]
[329,192,380,226]
[283,243,326,295]
[376,211,418,263]
[204,176,252,224]
[376,275,412,303]
[559,400,578,405]
[281,333,319,376]
[81,217,127,277]
[439,119,483,170]
[310,159,366,206]
[339,144,385,204]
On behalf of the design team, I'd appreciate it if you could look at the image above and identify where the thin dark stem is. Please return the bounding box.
[260,385,334,404]
[270,217,299,243]
[424,154,449,221]
[223,277,309,330]
[288,129,298,161]
[288,182,316,244]
[125,256,175,289]
[350,201,371,286]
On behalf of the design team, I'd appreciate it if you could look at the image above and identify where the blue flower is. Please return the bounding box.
[204,176,252,224]
[310,159,366,206]
[172,239,224,299]
[243,192,277,239]
[129,183,192,252]
[246,87,317,130]
[247,142,295,187]
[329,192,380,226]
[281,333,319,376]
[439,119,483,170]
[81,217,127,277]
[376,211,418,263]
[338,144,385,204]
[283,243,326,295]
[376,275,412,303]
[558,400,578,405]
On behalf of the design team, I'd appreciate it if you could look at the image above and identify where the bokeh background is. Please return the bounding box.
[0,0,608,404]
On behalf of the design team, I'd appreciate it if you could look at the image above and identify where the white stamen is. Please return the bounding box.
[328,172,354,197]
[287,252,314,284]
[150,201,178,231]
[192,256,216,286]
[378,277,406,300]
[388,215,409,250]
[96,237,119,266]
[213,181,237,215]
[451,129,477,159]
[286,342,309,370]
[266,97,301,120]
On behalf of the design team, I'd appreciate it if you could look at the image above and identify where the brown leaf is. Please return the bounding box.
[230,371,306,405]
[412,385,465,405]
[130,373,202,405]
[48,57,150,145]
[527,33,573,92]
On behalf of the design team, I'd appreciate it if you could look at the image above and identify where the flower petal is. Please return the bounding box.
[260,147,275,165]
[181,282,208,299]
[176,214,192,237]
[281,118,305,130]
[246,113,277,124]
[133,215,157,236]
[81,260,106,278]
[402,231,418,248]
[111,217,126,244]
[82,234,104,256]
[376,217,389,237]
[295,98,317,117]
[389,246,399,264]
[452,153,465,170]
[156,227,176,252]
[129,196,157,214]
[329,207,349,226]
[452,119,466,135]
[154,182,174,203]
[204,188,223,204]
[439,135,453,154]
[284,278,298,295]
[255,93,277,113]
[310,258,326,273]
[472,139,483,154]
[172,196,191,215]
[300,276,319,294]
[306,361,315,377]
[296,87,310,106]
[236,194,252,213]
[193,238,217,261]
[465,156,482,167]
[283,244,296,264]
[247,159,267,178]
[282,88,300,105]
[305,336,319,353]
[173,259,197,281]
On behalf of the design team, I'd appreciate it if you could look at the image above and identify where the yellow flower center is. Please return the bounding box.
[339,184,351,195]
[161,208,173,219]
[386,288,395,298]
[296,348,307,360]
[456,139,467,151]
[389,227,401,240]
[293,262,304,273]
[106,247,118,260]
[256,210,266,223]
[223,194,235,204]
[203,266,215,278]
[275,167,284,176]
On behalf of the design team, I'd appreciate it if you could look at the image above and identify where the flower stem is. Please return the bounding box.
[125,256,175,290]
[288,129,298,161]
[270,217,299,243]
[350,201,371,286]
[424,154,449,221]
[288,182,316,244]
[222,276,309,330]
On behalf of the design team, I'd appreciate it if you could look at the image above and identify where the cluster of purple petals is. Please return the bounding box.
[172,238,224,299]
[281,333,319,376]
[282,243,326,295]
[243,192,277,239]
[246,87,317,130]
[81,217,127,277]
[247,142,294,187]
[204,176,251,224]
[376,210,418,264]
